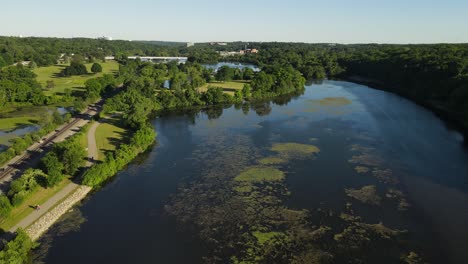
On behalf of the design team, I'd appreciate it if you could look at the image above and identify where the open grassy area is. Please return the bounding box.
[0,178,72,231]
[33,60,119,96]
[0,116,39,131]
[95,117,129,160]
[198,80,249,95]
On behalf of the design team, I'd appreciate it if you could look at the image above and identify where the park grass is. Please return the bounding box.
[234,167,285,182]
[33,60,119,96]
[95,117,129,160]
[198,80,250,95]
[0,178,72,231]
[0,116,39,131]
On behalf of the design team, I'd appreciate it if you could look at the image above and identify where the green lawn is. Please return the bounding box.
[0,116,39,131]
[34,60,119,96]
[198,80,249,95]
[95,117,129,160]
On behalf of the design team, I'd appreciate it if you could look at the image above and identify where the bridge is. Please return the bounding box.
[105,56,188,64]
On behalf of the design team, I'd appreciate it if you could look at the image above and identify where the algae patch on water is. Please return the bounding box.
[354,166,370,174]
[234,167,285,182]
[253,231,285,245]
[271,143,320,159]
[345,185,381,205]
[305,97,352,114]
[258,157,287,165]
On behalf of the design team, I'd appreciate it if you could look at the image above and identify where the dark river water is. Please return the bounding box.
[33,80,468,264]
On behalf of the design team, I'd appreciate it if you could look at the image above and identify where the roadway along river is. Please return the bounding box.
[33,80,468,264]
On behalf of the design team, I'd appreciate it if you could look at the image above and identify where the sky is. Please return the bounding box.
[2,0,468,44]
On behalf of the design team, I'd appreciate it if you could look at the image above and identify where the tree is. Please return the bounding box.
[53,140,86,175]
[91,62,103,73]
[242,84,252,98]
[216,66,235,82]
[0,229,37,263]
[243,68,255,80]
[28,61,37,69]
[46,80,55,89]
[40,152,64,187]
[62,62,87,76]
[0,194,12,219]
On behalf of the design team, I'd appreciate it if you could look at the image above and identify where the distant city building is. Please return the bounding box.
[240,48,259,54]
[186,42,194,47]
[105,56,188,64]
[97,36,113,41]
[210,42,228,46]
[218,48,259,57]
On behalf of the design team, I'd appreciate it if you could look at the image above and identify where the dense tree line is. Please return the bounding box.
[82,124,156,187]
[0,64,45,107]
[0,36,181,67]
[337,44,468,130]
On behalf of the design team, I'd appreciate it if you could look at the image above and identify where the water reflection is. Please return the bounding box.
[35,80,468,264]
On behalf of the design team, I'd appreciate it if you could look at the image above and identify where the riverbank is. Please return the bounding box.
[25,185,91,241]
[342,75,468,142]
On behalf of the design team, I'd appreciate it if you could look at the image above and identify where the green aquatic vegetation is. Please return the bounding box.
[372,168,399,185]
[348,153,383,167]
[345,185,382,205]
[386,188,410,211]
[271,142,320,159]
[359,222,406,239]
[258,156,287,165]
[234,184,255,193]
[334,221,404,248]
[339,213,362,222]
[354,166,370,174]
[253,231,284,245]
[234,167,285,182]
[402,251,425,264]
[305,97,352,114]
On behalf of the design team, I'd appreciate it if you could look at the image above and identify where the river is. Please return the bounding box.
[33,80,468,264]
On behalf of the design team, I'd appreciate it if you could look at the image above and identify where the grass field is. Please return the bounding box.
[95,117,129,160]
[0,179,72,231]
[0,116,39,131]
[34,60,119,96]
[198,80,249,95]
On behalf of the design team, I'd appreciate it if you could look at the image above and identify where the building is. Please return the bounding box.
[210,42,228,46]
[240,48,259,54]
[97,36,113,41]
[186,42,194,47]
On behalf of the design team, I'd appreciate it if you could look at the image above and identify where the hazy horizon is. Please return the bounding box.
[2,0,468,44]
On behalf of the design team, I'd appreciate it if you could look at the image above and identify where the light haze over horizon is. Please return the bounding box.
[2,0,468,44]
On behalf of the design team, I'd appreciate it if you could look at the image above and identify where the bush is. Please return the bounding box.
[83,125,156,187]
[62,62,87,76]
[0,194,12,219]
[0,229,37,263]
[91,63,103,73]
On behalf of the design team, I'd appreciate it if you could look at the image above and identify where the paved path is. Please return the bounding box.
[8,182,79,233]
[4,121,101,239]
[87,122,100,163]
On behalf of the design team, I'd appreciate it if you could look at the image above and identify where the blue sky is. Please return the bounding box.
[2,0,468,43]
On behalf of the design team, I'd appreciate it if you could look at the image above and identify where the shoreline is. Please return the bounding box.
[340,75,468,143]
[25,185,91,241]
